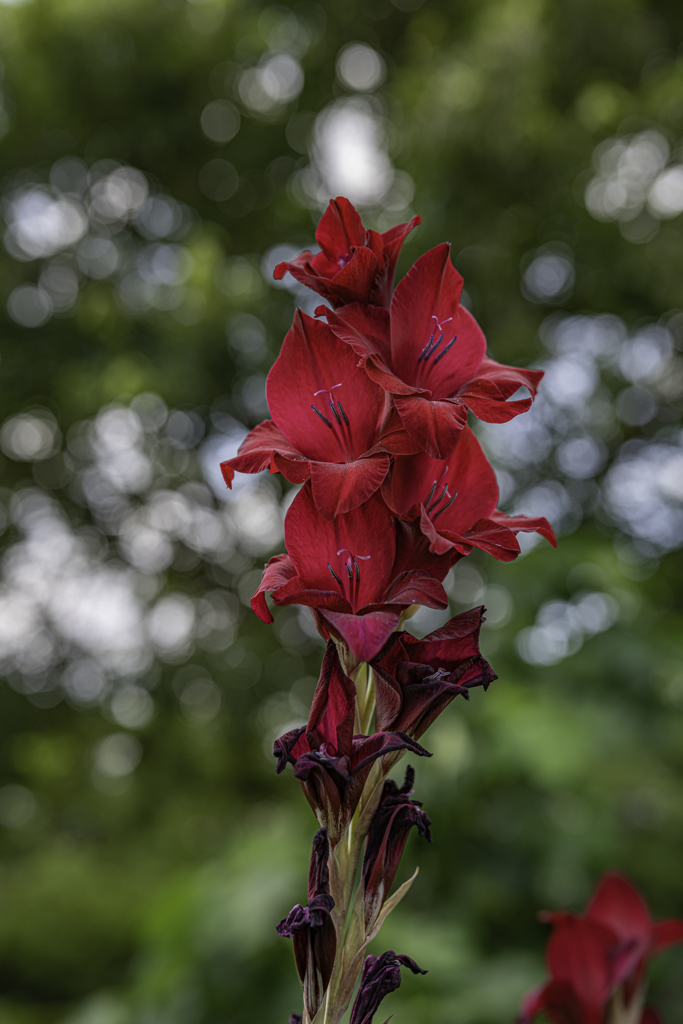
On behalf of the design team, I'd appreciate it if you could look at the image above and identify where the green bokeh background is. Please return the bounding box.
[0,1,682,1022]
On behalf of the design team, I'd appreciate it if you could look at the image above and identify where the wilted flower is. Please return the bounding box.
[349,950,427,1024]
[371,608,497,739]
[277,828,337,1021]
[362,765,432,930]
[274,642,431,843]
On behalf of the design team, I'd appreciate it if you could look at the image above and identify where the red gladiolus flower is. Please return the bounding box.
[251,484,452,663]
[371,608,497,739]
[519,872,683,1024]
[221,311,419,519]
[383,424,556,560]
[274,642,431,844]
[319,243,543,459]
[273,196,421,309]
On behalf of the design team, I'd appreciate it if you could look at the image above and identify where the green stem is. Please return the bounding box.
[316,663,383,1024]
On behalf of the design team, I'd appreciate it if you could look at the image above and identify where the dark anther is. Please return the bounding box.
[312,404,334,429]
[425,331,445,360]
[354,560,361,582]
[337,402,350,426]
[345,563,353,580]
[329,400,343,426]
[417,334,435,363]
[328,563,343,585]
[427,485,449,514]
[433,334,458,364]
[432,491,458,520]
[424,480,438,507]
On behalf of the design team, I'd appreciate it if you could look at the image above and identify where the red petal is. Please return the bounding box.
[316,196,366,254]
[284,484,396,610]
[283,247,379,307]
[271,451,312,484]
[458,518,521,561]
[418,506,456,555]
[547,916,615,1011]
[390,244,485,397]
[393,393,468,459]
[273,251,341,301]
[386,451,446,516]
[307,641,356,757]
[489,509,557,547]
[319,608,400,662]
[417,605,486,644]
[309,454,391,519]
[519,980,588,1024]
[362,354,427,397]
[380,213,421,249]
[271,576,349,613]
[273,251,312,280]
[518,982,551,1022]
[323,245,378,305]
[392,517,453,583]
[267,310,384,463]
[381,570,448,608]
[650,918,683,955]
[476,356,544,398]
[221,420,309,486]
[387,426,498,528]
[321,303,393,368]
[380,213,421,251]
[461,390,533,423]
[373,213,422,307]
[641,1008,663,1024]
[586,873,652,950]
[371,408,423,456]
[365,227,386,263]
[251,554,297,623]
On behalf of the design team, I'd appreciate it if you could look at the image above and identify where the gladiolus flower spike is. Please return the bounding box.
[219,196,580,1024]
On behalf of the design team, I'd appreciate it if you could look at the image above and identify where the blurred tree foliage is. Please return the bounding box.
[0,0,682,1023]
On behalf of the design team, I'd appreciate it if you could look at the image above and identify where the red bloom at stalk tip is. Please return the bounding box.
[383,424,556,561]
[519,872,683,1024]
[273,642,431,844]
[221,311,419,519]
[273,196,421,309]
[319,242,543,459]
[251,484,452,663]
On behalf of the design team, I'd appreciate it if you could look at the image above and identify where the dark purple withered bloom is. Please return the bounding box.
[274,642,431,844]
[363,766,432,930]
[349,951,427,1024]
[277,828,337,1022]
[288,1016,302,1024]
[371,607,497,740]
